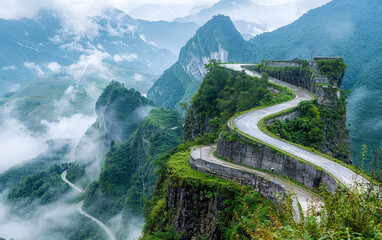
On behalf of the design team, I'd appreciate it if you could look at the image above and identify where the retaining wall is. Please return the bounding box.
[190,154,287,203]
[220,129,339,193]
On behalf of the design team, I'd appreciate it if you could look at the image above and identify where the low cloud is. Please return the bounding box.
[0,109,96,174]
[139,34,157,47]
[47,62,62,72]
[24,62,43,75]
[113,53,138,63]
[42,114,96,140]
[134,105,155,120]
[65,47,112,82]
[0,191,79,240]
[2,65,16,71]
[0,118,47,173]
[132,73,144,82]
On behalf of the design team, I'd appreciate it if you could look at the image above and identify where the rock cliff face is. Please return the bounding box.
[217,134,339,192]
[164,177,224,239]
[317,86,350,163]
[147,15,255,110]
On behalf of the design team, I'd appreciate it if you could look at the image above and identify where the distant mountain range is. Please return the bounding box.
[173,0,330,38]
[0,8,199,96]
[0,8,199,127]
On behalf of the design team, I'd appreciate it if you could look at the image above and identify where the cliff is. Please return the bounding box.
[81,108,183,239]
[69,83,182,239]
[75,81,154,175]
[141,147,276,239]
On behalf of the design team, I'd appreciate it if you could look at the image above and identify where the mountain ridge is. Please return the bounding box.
[147,15,255,110]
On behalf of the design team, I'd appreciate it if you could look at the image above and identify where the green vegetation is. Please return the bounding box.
[8,164,70,204]
[68,217,107,240]
[227,177,382,239]
[318,58,347,79]
[143,140,382,239]
[81,108,182,237]
[267,101,324,150]
[184,63,294,142]
[0,139,75,199]
[96,81,154,141]
[142,58,382,239]
[142,144,275,239]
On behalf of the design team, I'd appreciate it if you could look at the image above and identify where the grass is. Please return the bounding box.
[167,149,239,190]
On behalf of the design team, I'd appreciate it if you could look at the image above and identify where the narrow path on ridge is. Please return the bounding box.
[191,145,321,214]
[61,170,117,240]
[223,64,369,188]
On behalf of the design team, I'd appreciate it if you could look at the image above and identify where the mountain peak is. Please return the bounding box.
[177,15,247,82]
[147,14,255,109]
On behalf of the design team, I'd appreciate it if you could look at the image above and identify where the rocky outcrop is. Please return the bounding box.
[165,178,224,239]
[317,86,350,163]
[217,134,339,193]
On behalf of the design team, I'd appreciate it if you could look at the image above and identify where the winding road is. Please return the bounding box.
[224,64,368,188]
[191,145,321,214]
[189,64,371,216]
[61,170,117,240]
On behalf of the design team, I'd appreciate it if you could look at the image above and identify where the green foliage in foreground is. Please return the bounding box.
[236,181,382,239]
[184,63,294,142]
[267,101,324,150]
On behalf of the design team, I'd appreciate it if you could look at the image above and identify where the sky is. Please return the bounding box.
[0,0,330,21]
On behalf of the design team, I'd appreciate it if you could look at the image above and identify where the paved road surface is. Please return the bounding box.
[61,170,117,240]
[223,64,368,188]
[191,145,321,215]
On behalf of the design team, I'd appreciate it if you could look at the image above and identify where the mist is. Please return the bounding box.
[0,117,46,174]
[0,187,80,240]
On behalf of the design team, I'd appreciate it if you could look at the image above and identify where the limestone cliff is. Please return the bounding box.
[141,148,275,239]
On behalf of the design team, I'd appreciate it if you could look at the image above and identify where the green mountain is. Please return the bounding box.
[248,0,382,165]
[147,15,255,110]
[75,81,153,175]
[80,108,182,239]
